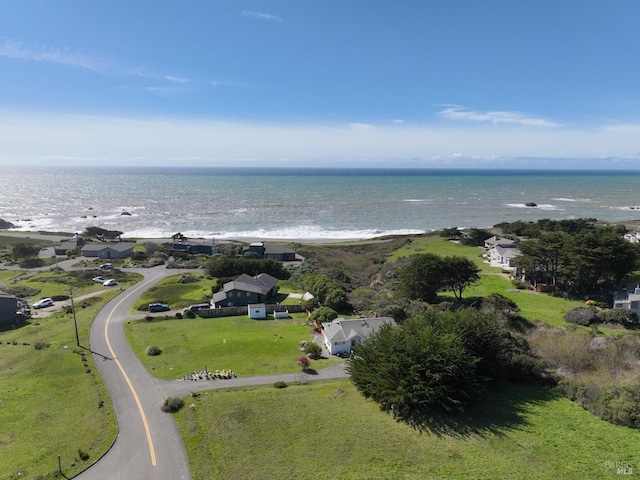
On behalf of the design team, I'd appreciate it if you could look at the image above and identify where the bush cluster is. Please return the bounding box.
[145,346,162,356]
[529,325,640,427]
[161,397,185,413]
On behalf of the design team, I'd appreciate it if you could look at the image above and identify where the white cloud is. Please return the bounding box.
[438,105,561,127]
[241,11,284,22]
[600,124,640,134]
[0,113,639,168]
[0,39,106,72]
[349,123,376,131]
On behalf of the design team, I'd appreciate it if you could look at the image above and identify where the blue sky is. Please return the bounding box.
[1,1,640,168]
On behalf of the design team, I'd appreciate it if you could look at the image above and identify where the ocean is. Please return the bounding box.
[2,167,640,240]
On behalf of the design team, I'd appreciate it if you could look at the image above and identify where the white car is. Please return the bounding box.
[92,276,105,284]
[102,279,117,287]
[33,298,54,309]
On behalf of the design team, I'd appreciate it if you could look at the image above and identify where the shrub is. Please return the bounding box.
[274,381,288,388]
[77,449,90,461]
[175,312,183,319]
[564,307,598,326]
[598,308,640,326]
[297,356,310,370]
[184,310,196,319]
[145,345,162,356]
[304,341,323,359]
[161,397,185,413]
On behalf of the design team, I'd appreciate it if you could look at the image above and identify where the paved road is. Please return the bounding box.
[74,265,348,479]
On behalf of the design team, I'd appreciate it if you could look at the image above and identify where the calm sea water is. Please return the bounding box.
[2,167,640,240]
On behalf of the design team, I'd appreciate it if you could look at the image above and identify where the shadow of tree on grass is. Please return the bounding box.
[398,384,559,439]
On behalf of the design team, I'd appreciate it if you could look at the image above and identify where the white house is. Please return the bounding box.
[624,232,640,244]
[248,303,267,319]
[489,245,521,269]
[321,317,396,355]
[613,288,640,315]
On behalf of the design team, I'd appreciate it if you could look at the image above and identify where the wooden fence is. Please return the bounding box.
[198,304,306,318]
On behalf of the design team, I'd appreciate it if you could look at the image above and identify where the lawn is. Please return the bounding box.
[445,273,585,327]
[133,273,215,312]
[0,293,119,479]
[387,234,496,272]
[125,313,341,378]
[176,380,640,480]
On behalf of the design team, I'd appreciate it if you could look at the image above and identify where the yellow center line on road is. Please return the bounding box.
[103,272,166,467]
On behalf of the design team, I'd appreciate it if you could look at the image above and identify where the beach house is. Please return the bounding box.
[321,317,397,355]
[212,273,279,307]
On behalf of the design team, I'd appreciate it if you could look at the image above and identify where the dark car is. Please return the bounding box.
[149,303,170,312]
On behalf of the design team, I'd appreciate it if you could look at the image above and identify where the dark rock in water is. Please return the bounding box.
[525,202,537,207]
[0,219,15,229]
[121,211,132,216]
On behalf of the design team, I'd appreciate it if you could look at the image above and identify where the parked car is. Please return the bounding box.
[33,298,54,309]
[92,276,105,284]
[100,263,113,270]
[103,279,117,286]
[149,303,170,312]
[183,303,211,314]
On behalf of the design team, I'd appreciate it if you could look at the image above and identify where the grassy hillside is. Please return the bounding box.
[177,380,640,480]
[0,294,118,479]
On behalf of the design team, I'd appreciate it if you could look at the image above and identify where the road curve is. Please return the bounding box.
[75,265,349,479]
[76,266,192,480]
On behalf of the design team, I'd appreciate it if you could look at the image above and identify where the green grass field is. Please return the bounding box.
[133,273,215,312]
[125,313,341,378]
[0,294,118,479]
[176,380,640,480]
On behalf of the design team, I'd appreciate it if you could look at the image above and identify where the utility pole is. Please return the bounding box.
[69,287,80,347]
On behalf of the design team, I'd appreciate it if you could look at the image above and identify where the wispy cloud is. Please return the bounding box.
[600,124,640,134]
[241,10,284,22]
[3,113,640,168]
[438,105,561,127]
[0,39,106,72]
[349,123,376,131]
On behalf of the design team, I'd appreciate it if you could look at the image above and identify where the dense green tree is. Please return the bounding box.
[460,228,492,247]
[398,253,444,303]
[348,308,534,429]
[347,319,481,420]
[440,256,481,299]
[309,306,338,324]
[439,227,462,240]
[12,243,40,262]
[516,232,565,286]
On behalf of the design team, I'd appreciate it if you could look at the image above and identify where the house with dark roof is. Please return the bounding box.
[321,317,397,355]
[0,291,18,324]
[241,242,297,261]
[212,273,279,307]
[81,242,134,259]
[171,239,217,256]
[54,233,86,256]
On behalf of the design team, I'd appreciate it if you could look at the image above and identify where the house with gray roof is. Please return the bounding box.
[484,235,516,249]
[212,273,279,307]
[321,317,397,355]
[81,242,134,259]
[242,242,297,261]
